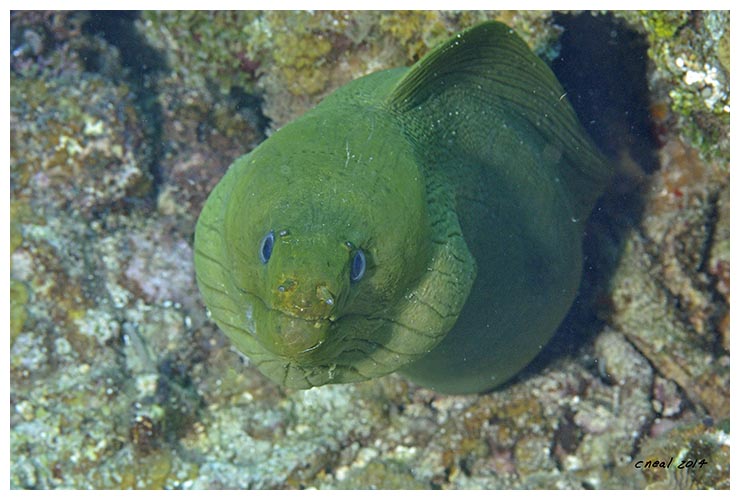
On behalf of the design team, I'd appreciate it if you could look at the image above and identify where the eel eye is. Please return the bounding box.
[259,231,274,264]
[350,249,366,283]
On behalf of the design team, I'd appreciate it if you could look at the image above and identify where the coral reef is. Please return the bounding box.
[617,11,730,164]
[10,64,152,218]
[138,11,554,130]
[10,10,729,490]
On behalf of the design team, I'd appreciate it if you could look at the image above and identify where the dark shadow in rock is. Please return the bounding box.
[551,12,660,173]
[83,11,168,196]
[227,86,272,143]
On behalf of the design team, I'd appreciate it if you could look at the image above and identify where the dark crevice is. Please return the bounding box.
[696,191,721,276]
[550,12,660,173]
[228,86,272,142]
[82,11,168,198]
[82,11,165,76]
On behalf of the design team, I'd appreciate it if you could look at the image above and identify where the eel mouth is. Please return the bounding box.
[239,287,336,359]
[267,312,332,358]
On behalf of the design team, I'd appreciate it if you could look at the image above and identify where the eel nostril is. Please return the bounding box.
[316,285,335,307]
[277,278,296,293]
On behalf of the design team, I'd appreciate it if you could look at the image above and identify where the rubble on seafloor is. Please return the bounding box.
[10,11,729,489]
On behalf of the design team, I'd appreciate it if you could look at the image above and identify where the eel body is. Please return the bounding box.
[194,21,610,394]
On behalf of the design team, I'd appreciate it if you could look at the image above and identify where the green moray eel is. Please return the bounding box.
[194,21,610,394]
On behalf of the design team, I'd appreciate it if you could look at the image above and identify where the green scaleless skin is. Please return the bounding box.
[194,21,610,394]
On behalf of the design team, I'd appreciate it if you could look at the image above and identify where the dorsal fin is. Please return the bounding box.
[387,21,610,219]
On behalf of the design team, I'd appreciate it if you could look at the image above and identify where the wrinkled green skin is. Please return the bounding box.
[194,22,609,394]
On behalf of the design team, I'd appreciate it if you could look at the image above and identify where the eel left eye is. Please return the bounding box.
[259,231,274,264]
[350,249,366,283]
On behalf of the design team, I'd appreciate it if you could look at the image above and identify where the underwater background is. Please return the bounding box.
[9,11,729,489]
